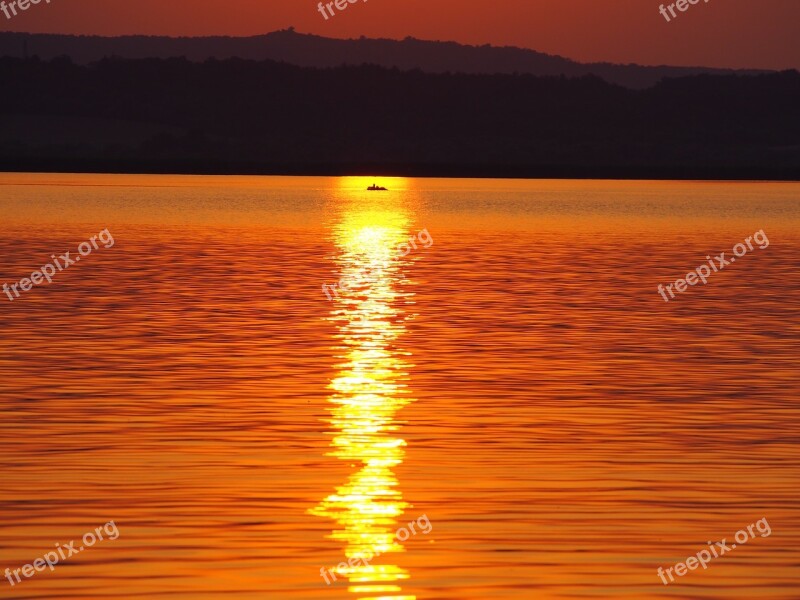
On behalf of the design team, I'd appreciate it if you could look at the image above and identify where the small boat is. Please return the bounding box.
[367,184,388,191]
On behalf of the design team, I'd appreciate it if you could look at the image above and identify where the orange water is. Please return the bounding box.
[0,174,798,599]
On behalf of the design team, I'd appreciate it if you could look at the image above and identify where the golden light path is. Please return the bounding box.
[310,178,417,600]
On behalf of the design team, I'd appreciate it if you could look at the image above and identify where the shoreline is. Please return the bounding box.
[1,161,798,182]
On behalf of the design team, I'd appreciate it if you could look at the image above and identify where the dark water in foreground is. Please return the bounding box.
[0,174,798,599]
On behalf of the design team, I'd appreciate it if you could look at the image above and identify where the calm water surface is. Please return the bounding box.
[0,174,798,599]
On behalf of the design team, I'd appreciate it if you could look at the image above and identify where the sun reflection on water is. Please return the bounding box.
[311,181,418,600]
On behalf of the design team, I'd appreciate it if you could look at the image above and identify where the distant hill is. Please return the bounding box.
[0,29,770,89]
[1,55,798,179]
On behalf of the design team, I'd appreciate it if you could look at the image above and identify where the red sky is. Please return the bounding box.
[1,0,799,70]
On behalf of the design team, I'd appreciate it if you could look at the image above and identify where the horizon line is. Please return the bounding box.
[0,28,787,74]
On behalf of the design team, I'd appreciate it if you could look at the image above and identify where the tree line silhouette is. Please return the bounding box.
[0,55,798,178]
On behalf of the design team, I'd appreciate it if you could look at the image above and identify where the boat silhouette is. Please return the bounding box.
[367,184,388,191]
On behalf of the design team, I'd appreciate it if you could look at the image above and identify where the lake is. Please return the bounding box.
[0,173,798,599]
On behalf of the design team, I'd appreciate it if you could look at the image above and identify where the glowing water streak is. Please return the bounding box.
[311,183,418,600]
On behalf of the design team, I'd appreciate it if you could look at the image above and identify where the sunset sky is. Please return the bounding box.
[1,0,798,70]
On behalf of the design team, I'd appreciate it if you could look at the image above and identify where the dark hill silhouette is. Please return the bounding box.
[0,56,798,179]
[0,29,769,89]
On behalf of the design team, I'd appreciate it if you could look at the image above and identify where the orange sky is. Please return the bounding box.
[1,0,798,70]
